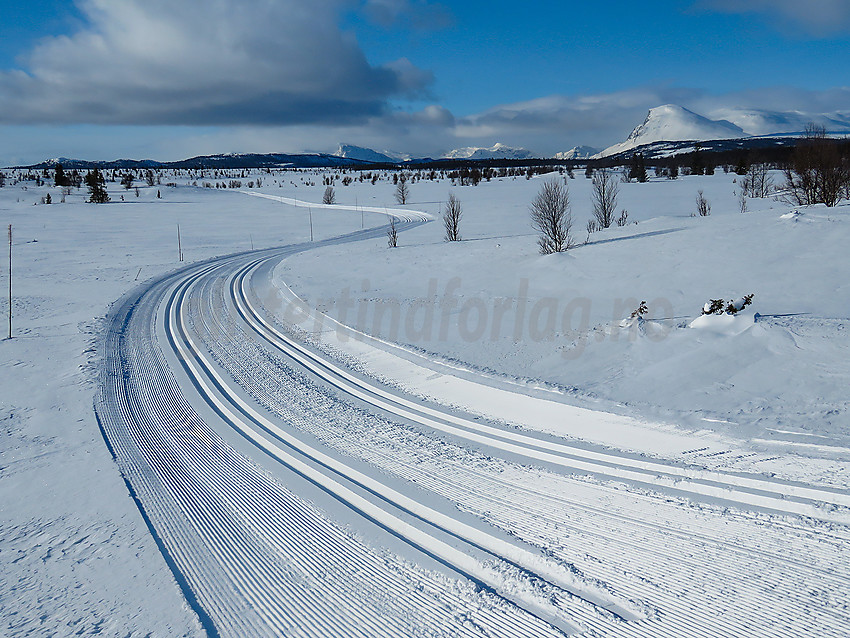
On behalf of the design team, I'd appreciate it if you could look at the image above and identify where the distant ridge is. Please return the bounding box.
[17,152,373,170]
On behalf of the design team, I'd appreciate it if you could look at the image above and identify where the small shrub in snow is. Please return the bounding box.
[696,190,711,216]
[323,186,336,205]
[616,209,629,227]
[630,301,648,319]
[387,218,398,248]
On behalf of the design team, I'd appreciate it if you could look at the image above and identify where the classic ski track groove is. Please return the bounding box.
[169,260,621,635]
[220,251,850,637]
[197,265,850,638]
[96,198,850,637]
[98,217,603,637]
[232,257,850,522]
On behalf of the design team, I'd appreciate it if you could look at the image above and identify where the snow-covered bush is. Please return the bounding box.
[726,294,754,315]
[702,294,754,315]
[702,299,726,315]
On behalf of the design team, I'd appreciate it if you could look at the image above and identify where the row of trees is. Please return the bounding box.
[530,171,635,254]
[784,124,850,207]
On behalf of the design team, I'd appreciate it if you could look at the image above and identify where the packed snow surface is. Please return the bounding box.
[2,166,849,637]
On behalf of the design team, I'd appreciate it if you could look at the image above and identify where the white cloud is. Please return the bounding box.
[695,0,850,36]
[448,85,850,156]
[0,0,432,126]
[362,0,453,29]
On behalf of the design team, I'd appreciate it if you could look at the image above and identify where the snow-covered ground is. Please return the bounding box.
[278,171,850,472]
[0,176,377,636]
[1,167,849,636]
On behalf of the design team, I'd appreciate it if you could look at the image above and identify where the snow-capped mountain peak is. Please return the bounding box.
[334,144,409,164]
[554,145,599,160]
[443,142,533,160]
[598,104,747,157]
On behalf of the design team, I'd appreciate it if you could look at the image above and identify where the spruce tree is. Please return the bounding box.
[690,143,705,175]
[629,153,648,182]
[54,163,70,187]
[85,169,110,203]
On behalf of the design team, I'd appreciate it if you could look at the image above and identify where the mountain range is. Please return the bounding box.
[16,104,850,170]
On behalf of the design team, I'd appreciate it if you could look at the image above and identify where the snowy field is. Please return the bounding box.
[1,167,849,637]
[279,170,850,474]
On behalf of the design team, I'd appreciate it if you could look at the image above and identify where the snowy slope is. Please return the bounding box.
[598,105,746,157]
[443,142,533,160]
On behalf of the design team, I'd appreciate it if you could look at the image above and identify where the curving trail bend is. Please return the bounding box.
[96,198,850,637]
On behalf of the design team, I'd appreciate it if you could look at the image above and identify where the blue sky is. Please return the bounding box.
[1,0,849,164]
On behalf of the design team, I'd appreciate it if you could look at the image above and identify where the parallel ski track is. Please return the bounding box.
[185,254,850,637]
[171,258,643,635]
[97,199,850,638]
[231,257,850,523]
[98,218,603,637]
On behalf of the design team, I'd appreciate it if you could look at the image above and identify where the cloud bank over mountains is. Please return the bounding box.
[1,0,850,164]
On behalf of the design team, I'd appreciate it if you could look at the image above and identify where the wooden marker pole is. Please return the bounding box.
[7,225,12,339]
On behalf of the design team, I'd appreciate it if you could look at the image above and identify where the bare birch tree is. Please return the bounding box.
[591,170,619,229]
[442,193,462,242]
[742,163,772,198]
[530,178,573,254]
